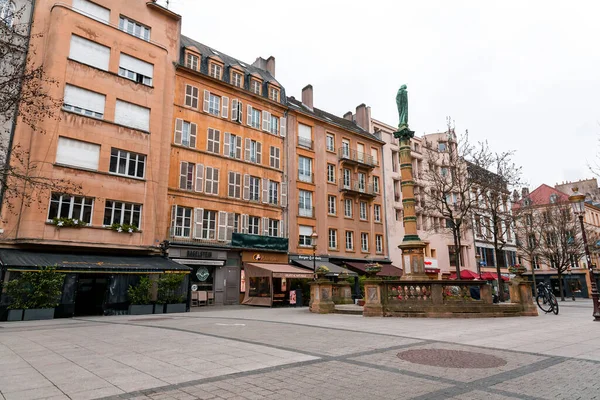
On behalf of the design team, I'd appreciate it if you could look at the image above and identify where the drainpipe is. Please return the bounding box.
[381,138,391,263]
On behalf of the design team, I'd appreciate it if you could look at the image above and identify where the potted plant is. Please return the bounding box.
[109,223,139,233]
[6,267,64,321]
[51,217,87,228]
[315,265,330,279]
[365,262,382,278]
[5,277,28,321]
[127,276,153,315]
[157,273,186,313]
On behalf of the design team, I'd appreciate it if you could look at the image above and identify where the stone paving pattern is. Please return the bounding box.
[0,300,598,399]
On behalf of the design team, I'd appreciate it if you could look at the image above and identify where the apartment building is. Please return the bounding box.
[286,86,391,274]
[167,36,288,305]
[0,0,184,316]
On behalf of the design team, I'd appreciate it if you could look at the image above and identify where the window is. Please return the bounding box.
[371,148,379,165]
[270,146,280,169]
[269,114,279,135]
[269,87,279,102]
[0,0,14,26]
[342,139,350,158]
[328,195,336,215]
[201,210,217,239]
[361,233,369,252]
[298,123,312,149]
[438,142,447,152]
[392,151,399,172]
[204,166,219,195]
[358,172,366,192]
[345,231,354,251]
[298,156,312,182]
[299,190,313,218]
[48,193,94,224]
[179,162,194,190]
[441,167,448,177]
[231,71,243,88]
[225,133,242,159]
[396,209,402,221]
[209,63,222,79]
[326,134,335,152]
[299,225,313,247]
[206,128,221,154]
[228,172,241,199]
[185,85,199,108]
[245,139,262,164]
[119,53,153,86]
[110,148,145,178]
[269,181,279,205]
[72,0,109,23]
[207,92,221,116]
[376,235,383,253]
[344,199,353,218]
[174,119,197,148]
[119,16,150,41]
[343,169,351,189]
[171,206,192,237]
[186,53,199,70]
[249,176,260,201]
[104,201,142,228]
[328,229,338,249]
[250,79,261,95]
[115,100,150,131]
[56,137,100,170]
[63,85,105,119]
[268,219,279,237]
[359,202,367,220]
[250,107,261,129]
[69,35,110,71]
[373,176,380,194]
[327,164,336,183]
[525,214,533,226]
[248,216,260,235]
[374,204,381,222]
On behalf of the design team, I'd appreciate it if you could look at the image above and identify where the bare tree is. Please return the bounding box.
[469,142,522,301]
[421,128,477,277]
[513,198,545,297]
[0,1,80,215]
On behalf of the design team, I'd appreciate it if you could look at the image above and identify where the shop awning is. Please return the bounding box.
[245,263,313,278]
[449,269,481,280]
[0,249,191,274]
[343,261,403,277]
[480,272,510,282]
[292,260,357,277]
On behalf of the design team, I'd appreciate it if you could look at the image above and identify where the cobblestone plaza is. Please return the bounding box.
[0,302,599,400]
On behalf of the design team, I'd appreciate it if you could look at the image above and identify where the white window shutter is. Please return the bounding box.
[212,168,219,195]
[256,142,262,164]
[242,214,249,234]
[218,211,228,241]
[193,208,204,239]
[238,101,243,123]
[226,212,235,240]
[203,90,210,112]
[262,217,269,236]
[174,119,183,144]
[247,105,252,126]
[280,219,285,238]
[195,163,204,192]
[64,84,105,115]
[244,138,251,161]
[204,167,212,193]
[262,111,269,131]
[170,205,176,235]
[190,123,197,148]
[179,162,187,189]
[262,178,269,204]
[119,53,153,79]
[228,172,235,197]
[206,128,213,152]
[235,173,241,198]
[281,182,287,207]
[69,35,110,71]
[280,116,286,137]
[236,136,242,159]
[114,100,150,131]
[243,174,250,201]
[231,99,238,121]
[223,132,230,156]
[56,137,100,170]
[72,0,110,23]
[222,96,229,118]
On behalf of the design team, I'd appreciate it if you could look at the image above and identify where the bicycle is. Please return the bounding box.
[536,282,559,315]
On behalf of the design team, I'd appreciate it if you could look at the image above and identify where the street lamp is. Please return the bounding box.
[568,188,600,321]
[568,267,575,301]
[476,252,482,279]
[311,232,318,280]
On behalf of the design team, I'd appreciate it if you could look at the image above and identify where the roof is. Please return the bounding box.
[513,184,570,210]
[179,36,285,104]
[287,97,384,143]
[0,249,191,273]
[343,261,403,277]
[292,260,357,277]
[245,263,313,278]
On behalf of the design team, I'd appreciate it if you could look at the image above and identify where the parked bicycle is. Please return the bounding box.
[536,282,559,315]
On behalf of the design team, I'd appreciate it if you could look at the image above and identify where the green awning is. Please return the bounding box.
[231,233,288,252]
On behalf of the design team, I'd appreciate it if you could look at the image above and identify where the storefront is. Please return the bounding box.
[525,271,591,298]
[289,255,356,279]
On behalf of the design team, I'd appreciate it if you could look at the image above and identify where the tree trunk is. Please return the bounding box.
[453,227,461,278]
[493,243,504,302]
[557,269,565,301]
[531,259,538,297]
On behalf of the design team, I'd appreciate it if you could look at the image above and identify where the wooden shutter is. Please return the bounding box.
[170,205,176,236]
[174,118,183,145]
[192,86,199,109]
[247,105,252,126]
[281,182,287,207]
[262,111,269,131]
[235,173,241,198]
[179,162,187,189]
[190,123,197,148]
[218,211,228,241]
[280,116,286,137]
[212,168,219,195]
[204,167,212,193]
[262,217,269,236]
[207,128,213,152]
[222,96,229,118]
[243,174,250,200]
[238,101,243,123]
[262,178,269,204]
[203,90,210,112]
[195,163,204,193]
[242,214,248,234]
[193,208,204,239]
[256,142,262,164]
[231,99,238,121]
[280,219,285,238]
[244,138,251,161]
[228,171,235,197]
[236,136,242,159]
[214,130,220,154]
[223,132,231,156]
[226,212,235,240]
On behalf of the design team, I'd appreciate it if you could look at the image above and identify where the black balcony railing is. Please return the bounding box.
[298,137,314,150]
[338,147,378,167]
[298,204,315,218]
[298,172,314,183]
[339,178,376,197]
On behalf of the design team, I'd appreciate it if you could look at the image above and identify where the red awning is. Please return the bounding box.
[449,269,480,280]
[481,272,509,282]
[344,262,403,277]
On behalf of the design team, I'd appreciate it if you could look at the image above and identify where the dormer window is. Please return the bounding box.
[209,62,222,80]
[523,198,531,207]
[231,70,243,88]
[250,79,261,95]
[550,194,558,203]
[269,86,279,102]
[185,52,199,71]
[438,142,447,152]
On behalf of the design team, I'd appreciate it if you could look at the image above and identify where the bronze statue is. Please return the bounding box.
[396,84,408,129]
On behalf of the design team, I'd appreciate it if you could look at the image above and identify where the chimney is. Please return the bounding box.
[343,111,353,121]
[355,104,371,131]
[266,56,275,77]
[252,56,277,76]
[302,84,313,110]
[522,187,529,198]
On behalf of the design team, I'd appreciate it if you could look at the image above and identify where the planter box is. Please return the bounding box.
[129,305,154,315]
[7,309,23,321]
[165,303,186,313]
[23,308,55,321]
[153,304,165,314]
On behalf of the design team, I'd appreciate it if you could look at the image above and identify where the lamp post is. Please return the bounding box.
[568,267,575,301]
[476,252,482,279]
[568,188,600,321]
[311,232,318,280]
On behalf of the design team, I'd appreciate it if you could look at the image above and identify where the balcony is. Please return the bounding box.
[339,178,376,198]
[298,205,315,218]
[298,137,314,150]
[338,148,378,168]
[298,172,314,184]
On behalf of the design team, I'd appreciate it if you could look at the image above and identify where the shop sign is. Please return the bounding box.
[187,250,214,259]
[290,255,328,262]
[289,290,297,305]
[242,252,287,263]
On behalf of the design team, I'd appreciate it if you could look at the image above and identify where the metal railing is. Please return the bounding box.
[338,178,376,196]
[298,205,315,218]
[338,148,378,167]
[298,172,314,183]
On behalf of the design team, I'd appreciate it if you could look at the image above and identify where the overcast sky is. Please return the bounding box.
[163,0,600,191]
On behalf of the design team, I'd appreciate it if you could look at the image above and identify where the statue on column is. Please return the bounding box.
[394,84,413,140]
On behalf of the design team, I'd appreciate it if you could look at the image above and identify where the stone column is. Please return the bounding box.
[309,280,335,314]
[363,279,384,317]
